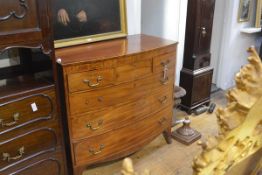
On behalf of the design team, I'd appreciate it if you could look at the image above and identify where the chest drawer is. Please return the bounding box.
[69,83,135,115]
[70,96,152,140]
[0,126,59,172]
[73,106,173,166]
[0,91,55,135]
[67,69,115,93]
[153,52,176,74]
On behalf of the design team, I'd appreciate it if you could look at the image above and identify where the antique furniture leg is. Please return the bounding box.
[163,127,173,144]
[75,166,86,175]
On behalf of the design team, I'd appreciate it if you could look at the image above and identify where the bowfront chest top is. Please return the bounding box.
[55,34,177,175]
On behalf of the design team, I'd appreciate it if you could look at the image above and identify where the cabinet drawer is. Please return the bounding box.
[69,83,134,115]
[0,150,64,175]
[73,106,173,166]
[153,52,176,74]
[0,91,55,135]
[0,126,59,171]
[0,0,51,52]
[70,96,152,140]
[67,69,115,93]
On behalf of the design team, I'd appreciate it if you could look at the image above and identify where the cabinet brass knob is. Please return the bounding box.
[89,144,104,155]
[2,146,25,162]
[83,76,103,87]
[0,113,20,128]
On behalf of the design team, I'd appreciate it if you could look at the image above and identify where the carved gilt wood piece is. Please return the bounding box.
[193,47,262,175]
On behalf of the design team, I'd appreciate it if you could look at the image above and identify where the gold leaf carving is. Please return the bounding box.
[193,47,262,175]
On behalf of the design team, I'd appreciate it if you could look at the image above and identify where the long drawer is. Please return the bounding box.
[0,90,56,135]
[73,106,173,166]
[0,124,59,172]
[70,96,152,140]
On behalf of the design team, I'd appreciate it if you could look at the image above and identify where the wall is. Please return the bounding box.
[210,0,226,84]
[141,0,188,85]
[126,0,141,35]
[213,0,260,89]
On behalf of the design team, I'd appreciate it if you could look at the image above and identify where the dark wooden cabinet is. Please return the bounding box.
[0,0,67,174]
[180,0,216,112]
[0,0,53,54]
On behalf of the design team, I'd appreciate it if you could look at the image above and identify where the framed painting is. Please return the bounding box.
[238,0,252,22]
[255,0,262,27]
[53,0,127,48]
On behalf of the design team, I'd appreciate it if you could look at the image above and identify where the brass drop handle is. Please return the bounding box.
[158,117,167,125]
[201,27,207,37]
[2,146,25,162]
[89,144,105,155]
[86,120,103,131]
[160,65,169,85]
[0,113,20,127]
[158,96,168,104]
[83,76,103,87]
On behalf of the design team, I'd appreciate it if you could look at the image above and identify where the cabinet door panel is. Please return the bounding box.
[0,0,51,52]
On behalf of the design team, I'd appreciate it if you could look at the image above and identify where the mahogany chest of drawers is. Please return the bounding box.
[56,34,177,175]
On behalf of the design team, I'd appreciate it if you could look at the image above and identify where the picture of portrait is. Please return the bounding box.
[53,0,127,48]
[238,0,251,22]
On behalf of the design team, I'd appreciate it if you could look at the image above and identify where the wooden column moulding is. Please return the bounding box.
[56,34,177,175]
[180,0,216,113]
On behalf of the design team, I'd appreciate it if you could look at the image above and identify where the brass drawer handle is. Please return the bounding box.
[0,113,20,128]
[158,96,168,104]
[160,65,169,85]
[158,117,167,125]
[89,144,104,155]
[83,76,103,87]
[86,120,103,131]
[2,146,25,162]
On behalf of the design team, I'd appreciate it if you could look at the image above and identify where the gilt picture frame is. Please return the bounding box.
[53,0,127,48]
[238,0,252,22]
[255,0,262,27]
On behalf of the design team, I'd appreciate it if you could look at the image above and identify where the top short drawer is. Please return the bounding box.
[153,52,176,74]
[0,90,55,135]
[67,69,115,93]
